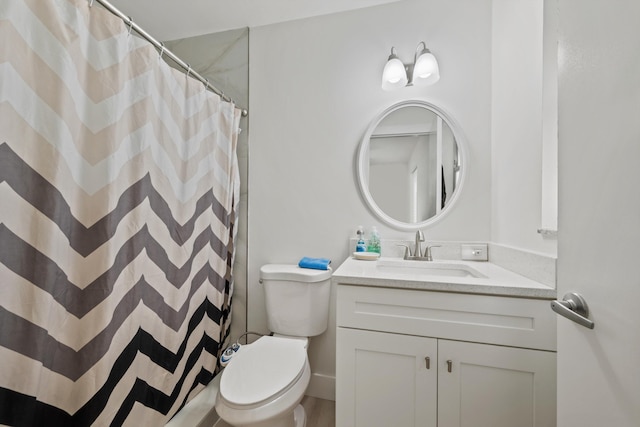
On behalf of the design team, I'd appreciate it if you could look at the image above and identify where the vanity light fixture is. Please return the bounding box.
[381,41,440,90]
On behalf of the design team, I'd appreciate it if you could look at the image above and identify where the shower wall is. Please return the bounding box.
[165,29,250,344]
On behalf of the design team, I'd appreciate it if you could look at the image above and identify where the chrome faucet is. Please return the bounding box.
[397,230,441,261]
[414,230,425,257]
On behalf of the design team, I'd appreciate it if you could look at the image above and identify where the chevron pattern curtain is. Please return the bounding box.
[0,0,241,425]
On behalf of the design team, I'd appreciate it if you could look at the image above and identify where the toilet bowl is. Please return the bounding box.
[215,264,332,427]
[215,336,311,427]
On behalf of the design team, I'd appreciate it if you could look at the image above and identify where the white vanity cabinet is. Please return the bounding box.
[337,328,438,427]
[335,284,557,427]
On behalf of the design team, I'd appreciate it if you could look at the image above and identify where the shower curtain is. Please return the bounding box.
[0,0,240,425]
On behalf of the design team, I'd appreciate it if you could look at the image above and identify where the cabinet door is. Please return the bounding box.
[438,340,556,427]
[336,328,437,427]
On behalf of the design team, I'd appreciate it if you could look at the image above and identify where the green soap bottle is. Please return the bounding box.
[367,226,381,254]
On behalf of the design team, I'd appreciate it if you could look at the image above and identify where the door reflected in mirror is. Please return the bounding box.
[357,101,466,230]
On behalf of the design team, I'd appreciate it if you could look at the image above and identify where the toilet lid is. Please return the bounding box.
[219,336,307,406]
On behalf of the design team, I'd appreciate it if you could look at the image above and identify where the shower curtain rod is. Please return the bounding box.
[91,0,248,117]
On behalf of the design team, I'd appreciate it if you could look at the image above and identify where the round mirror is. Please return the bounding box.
[356,100,467,230]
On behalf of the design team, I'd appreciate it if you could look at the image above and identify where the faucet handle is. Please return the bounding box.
[415,230,425,242]
[424,245,441,261]
[396,244,412,259]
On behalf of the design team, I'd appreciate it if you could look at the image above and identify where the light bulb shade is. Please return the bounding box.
[381,54,408,91]
[412,49,440,86]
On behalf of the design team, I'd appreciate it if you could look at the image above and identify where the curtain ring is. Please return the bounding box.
[89,0,94,7]
[204,78,210,91]
[186,64,191,78]
[127,17,134,35]
[159,42,165,60]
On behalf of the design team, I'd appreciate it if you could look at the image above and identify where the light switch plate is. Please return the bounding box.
[461,244,488,261]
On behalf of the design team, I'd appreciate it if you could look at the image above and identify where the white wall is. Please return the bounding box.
[248,0,493,398]
[491,0,558,256]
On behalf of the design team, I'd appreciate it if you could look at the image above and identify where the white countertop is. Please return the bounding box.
[332,256,557,299]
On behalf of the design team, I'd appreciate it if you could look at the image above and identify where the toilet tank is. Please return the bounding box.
[260,264,332,337]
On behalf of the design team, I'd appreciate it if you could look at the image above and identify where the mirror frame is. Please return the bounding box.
[356,100,468,231]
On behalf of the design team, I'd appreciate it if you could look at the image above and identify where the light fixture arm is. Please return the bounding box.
[415,41,427,54]
[414,41,427,63]
[388,47,398,60]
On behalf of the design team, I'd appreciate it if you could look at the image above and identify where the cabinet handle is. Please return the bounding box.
[425,357,430,369]
[446,360,452,373]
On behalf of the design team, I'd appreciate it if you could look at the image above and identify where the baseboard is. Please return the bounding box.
[305,372,335,401]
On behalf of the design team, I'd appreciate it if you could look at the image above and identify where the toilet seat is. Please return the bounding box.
[219,336,307,408]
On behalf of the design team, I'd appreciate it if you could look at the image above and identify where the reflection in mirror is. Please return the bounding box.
[357,101,466,230]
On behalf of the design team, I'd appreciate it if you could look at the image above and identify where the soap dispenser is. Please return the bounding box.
[355,226,367,252]
[367,226,381,254]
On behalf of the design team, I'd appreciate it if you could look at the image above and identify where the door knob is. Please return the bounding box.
[550,292,595,329]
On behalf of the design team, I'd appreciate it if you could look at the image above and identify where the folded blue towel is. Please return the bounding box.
[298,257,332,270]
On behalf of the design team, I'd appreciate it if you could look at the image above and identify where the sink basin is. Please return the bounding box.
[376,259,486,279]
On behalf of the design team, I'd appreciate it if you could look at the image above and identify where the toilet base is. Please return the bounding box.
[223,404,305,427]
[293,404,306,427]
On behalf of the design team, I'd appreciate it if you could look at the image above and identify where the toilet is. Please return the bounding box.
[214,264,332,427]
